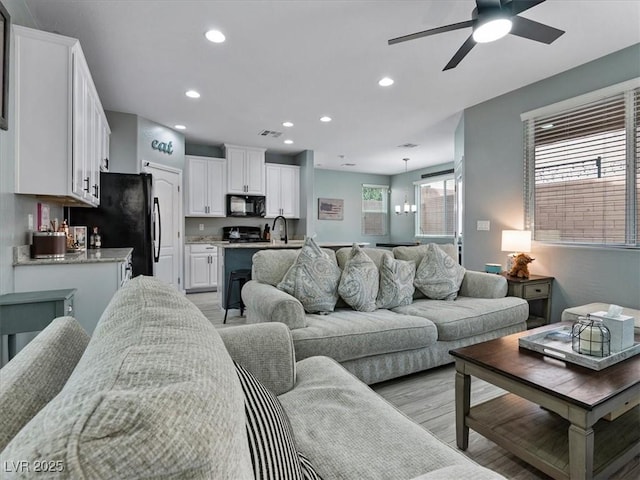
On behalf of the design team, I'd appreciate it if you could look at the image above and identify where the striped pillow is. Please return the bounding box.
[235,361,303,480]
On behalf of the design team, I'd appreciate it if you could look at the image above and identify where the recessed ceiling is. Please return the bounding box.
[23,0,640,175]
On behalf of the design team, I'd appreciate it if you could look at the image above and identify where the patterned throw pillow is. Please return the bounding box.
[235,361,303,480]
[277,237,341,313]
[376,254,416,309]
[338,244,379,312]
[235,362,323,480]
[414,243,466,300]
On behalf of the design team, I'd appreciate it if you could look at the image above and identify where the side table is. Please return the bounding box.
[502,274,554,329]
[0,289,76,361]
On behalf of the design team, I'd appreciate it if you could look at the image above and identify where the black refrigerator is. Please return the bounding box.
[68,172,159,277]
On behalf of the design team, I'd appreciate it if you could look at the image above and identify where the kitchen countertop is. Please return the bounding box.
[14,246,133,266]
[185,237,368,249]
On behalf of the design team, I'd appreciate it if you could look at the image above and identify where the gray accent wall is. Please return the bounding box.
[105,111,185,173]
[463,44,640,319]
[314,169,390,244]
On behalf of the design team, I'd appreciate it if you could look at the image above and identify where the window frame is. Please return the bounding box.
[414,172,456,239]
[361,184,389,236]
[521,78,639,248]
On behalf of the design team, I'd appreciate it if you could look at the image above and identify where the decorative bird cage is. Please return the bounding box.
[571,314,611,357]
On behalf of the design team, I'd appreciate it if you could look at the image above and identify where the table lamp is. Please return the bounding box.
[501,230,531,273]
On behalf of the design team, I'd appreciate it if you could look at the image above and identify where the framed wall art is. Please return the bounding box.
[318,198,344,220]
[0,1,10,131]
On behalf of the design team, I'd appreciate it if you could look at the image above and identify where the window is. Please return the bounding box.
[362,184,388,235]
[415,172,455,237]
[523,80,639,246]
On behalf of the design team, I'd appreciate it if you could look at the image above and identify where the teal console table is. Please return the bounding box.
[0,289,76,361]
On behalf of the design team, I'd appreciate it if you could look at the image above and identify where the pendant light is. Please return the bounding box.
[395,158,417,215]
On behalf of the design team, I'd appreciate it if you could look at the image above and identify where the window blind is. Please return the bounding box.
[524,85,639,246]
[362,184,388,236]
[416,175,455,237]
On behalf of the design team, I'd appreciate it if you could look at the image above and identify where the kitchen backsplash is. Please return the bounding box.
[184,217,300,239]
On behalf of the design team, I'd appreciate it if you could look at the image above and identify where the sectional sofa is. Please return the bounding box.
[243,243,529,384]
[0,276,506,479]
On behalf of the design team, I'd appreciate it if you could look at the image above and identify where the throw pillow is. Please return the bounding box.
[235,361,303,480]
[376,254,416,309]
[277,237,341,313]
[338,243,379,312]
[299,452,323,480]
[414,243,466,300]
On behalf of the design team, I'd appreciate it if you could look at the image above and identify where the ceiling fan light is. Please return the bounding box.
[472,18,512,43]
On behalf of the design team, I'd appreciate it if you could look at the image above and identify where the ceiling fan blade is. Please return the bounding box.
[510,16,565,44]
[508,0,546,16]
[388,20,474,45]
[443,35,476,71]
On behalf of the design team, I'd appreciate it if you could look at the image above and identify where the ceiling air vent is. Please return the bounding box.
[259,129,283,138]
[398,143,419,148]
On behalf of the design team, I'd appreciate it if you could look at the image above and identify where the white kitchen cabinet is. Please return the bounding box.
[266,164,300,218]
[185,244,218,291]
[184,156,226,216]
[14,26,110,206]
[224,144,266,194]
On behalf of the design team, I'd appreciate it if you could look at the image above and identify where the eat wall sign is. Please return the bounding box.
[151,139,173,155]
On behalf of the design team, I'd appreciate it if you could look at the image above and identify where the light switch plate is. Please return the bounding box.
[477,220,490,231]
[199,224,205,231]
[27,214,34,231]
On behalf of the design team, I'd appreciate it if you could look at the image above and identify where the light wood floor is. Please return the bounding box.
[187,292,639,480]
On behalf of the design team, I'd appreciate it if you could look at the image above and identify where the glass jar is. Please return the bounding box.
[571,314,611,357]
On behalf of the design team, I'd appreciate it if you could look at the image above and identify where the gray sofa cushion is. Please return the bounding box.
[338,244,379,312]
[1,276,253,480]
[393,296,529,341]
[291,309,437,362]
[0,317,89,452]
[279,356,504,480]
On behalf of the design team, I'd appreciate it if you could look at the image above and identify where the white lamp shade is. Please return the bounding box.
[395,205,401,214]
[501,230,531,252]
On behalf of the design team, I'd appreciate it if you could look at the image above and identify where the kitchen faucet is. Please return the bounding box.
[272,215,288,244]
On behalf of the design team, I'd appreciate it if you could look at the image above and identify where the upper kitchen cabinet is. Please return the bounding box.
[14,26,110,207]
[184,155,226,216]
[224,144,265,195]
[266,164,300,218]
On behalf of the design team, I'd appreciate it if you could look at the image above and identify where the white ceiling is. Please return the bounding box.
[22,0,640,175]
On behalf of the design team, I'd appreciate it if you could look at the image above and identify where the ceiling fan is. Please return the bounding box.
[388,0,565,71]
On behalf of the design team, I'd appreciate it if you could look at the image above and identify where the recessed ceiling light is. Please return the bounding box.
[284,139,293,144]
[174,124,186,130]
[320,116,332,123]
[205,30,226,43]
[378,77,394,87]
[185,90,200,99]
[282,121,294,128]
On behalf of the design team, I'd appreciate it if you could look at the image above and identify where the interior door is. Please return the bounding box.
[143,162,183,290]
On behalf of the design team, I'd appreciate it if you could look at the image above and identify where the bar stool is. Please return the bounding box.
[224,269,252,324]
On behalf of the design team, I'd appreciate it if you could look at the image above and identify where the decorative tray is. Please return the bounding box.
[518,326,640,370]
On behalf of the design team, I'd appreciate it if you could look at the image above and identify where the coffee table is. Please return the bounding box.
[449,323,639,480]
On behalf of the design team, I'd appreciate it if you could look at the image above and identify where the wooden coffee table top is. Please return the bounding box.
[450,323,640,410]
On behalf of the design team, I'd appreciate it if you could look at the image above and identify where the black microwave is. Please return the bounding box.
[226,194,266,217]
